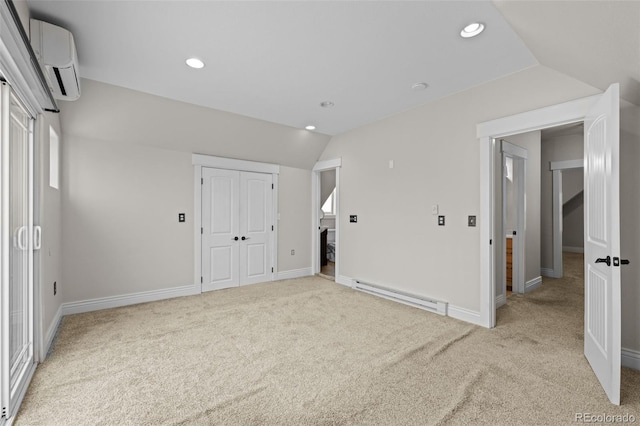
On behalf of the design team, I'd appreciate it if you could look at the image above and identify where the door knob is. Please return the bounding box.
[241,236,249,241]
[595,256,611,267]
[233,236,239,241]
[613,257,630,266]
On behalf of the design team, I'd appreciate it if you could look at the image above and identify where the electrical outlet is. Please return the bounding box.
[291,249,295,255]
[350,215,358,223]
[438,215,445,226]
[53,281,57,296]
[178,213,185,222]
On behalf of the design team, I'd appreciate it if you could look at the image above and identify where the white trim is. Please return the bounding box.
[275,268,312,281]
[552,169,563,279]
[524,276,542,293]
[62,284,199,316]
[495,293,506,308]
[563,246,584,253]
[335,275,353,288]
[478,94,600,329]
[43,304,62,357]
[193,165,202,291]
[550,159,583,171]
[477,95,599,139]
[3,363,35,426]
[447,305,484,326]
[192,153,280,174]
[540,267,554,277]
[501,139,528,159]
[621,348,640,371]
[312,157,342,171]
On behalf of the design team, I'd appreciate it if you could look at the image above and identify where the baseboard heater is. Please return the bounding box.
[353,280,448,316]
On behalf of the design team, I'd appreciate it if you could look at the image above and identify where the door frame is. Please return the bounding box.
[311,158,341,279]
[477,94,600,328]
[501,140,527,296]
[549,159,584,278]
[192,154,279,293]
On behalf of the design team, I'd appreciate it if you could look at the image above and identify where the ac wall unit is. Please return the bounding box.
[29,19,80,101]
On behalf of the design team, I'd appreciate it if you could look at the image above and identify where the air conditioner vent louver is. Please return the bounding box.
[30,19,80,101]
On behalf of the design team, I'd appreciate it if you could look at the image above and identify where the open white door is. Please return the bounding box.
[583,84,621,405]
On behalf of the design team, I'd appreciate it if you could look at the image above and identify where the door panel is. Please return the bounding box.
[583,84,620,405]
[201,168,273,291]
[239,172,272,286]
[202,168,239,291]
[1,84,35,419]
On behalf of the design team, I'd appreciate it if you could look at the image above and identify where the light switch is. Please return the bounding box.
[468,216,476,227]
[350,215,358,223]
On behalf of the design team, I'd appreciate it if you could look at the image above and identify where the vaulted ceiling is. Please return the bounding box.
[26,1,639,136]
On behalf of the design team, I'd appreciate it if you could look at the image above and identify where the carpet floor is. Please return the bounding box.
[15,253,639,425]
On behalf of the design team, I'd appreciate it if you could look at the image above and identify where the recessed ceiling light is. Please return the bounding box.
[460,22,485,38]
[320,101,334,108]
[185,58,205,69]
[305,125,316,131]
[411,82,429,91]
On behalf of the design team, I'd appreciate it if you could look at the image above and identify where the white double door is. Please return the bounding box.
[202,168,273,291]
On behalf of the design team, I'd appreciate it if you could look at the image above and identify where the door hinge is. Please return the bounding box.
[2,406,7,418]
[271,225,274,231]
[201,227,203,234]
[272,267,274,273]
[201,178,203,184]
[272,183,274,189]
[490,239,492,245]
[200,276,203,283]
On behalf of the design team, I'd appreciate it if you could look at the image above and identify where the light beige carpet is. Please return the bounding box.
[16,253,639,425]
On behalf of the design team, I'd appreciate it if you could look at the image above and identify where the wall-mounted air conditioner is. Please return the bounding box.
[29,19,80,101]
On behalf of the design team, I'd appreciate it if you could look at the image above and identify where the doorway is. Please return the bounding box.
[319,169,336,278]
[311,158,341,281]
[478,85,622,405]
[501,140,527,297]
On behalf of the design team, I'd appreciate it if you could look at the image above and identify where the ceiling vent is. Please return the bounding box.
[29,19,80,101]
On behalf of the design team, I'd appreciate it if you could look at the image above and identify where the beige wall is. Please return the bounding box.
[562,168,584,250]
[59,80,321,303]
[319,65,599,312]
[38,112,63,352]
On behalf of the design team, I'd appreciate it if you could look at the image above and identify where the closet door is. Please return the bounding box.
[201,168,240,291]
[1,83,35,419]
[239,172,272,286]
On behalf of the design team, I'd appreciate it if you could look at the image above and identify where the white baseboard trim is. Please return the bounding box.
[448,305,484,326]
[495,293,506,308]
[525,276,542,293]
[540,267,554,277]
[62,284,200,316]
[563,246,584,253]
[275,267,312,280]
[335,275,353,288]
[44,304,63,356]
[622,348,640,371]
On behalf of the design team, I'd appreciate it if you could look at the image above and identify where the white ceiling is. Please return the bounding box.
[27,1,538,136]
